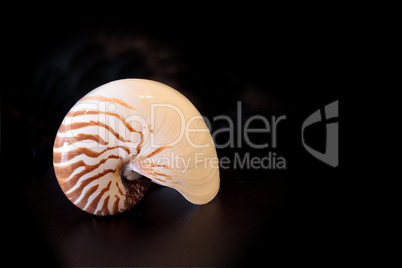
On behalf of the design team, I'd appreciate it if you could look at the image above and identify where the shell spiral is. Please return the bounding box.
[53,79,220,215]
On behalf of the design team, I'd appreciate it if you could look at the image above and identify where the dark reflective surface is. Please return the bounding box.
[26,168,287,266]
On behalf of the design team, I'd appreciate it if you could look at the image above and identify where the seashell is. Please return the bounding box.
[53,79,220,215]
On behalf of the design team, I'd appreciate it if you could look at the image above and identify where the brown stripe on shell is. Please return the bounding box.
[66,169,116,203]
[87,181,112,214]
[58,120,131,143]
[52,94,174,215]
[112,195,121,214]
[116,182,123,195]
[55,155,121,188]
[63,109,145,155]
[53,146,130,164]
[135,131,145,155]
[142,144,172,159]
[146,172,173,183]
[100,196,110,216]
[66,110,141,134]
[54,133,108,148]
[138,161,170,169]
[75,184,99,210]
[80,95,136,110]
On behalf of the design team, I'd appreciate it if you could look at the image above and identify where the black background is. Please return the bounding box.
[3,8,347,266]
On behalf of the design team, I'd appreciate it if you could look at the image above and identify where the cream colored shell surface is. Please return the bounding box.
[53,79,220,215]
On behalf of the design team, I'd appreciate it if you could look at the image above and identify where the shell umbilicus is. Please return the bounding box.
[53,79,220,215]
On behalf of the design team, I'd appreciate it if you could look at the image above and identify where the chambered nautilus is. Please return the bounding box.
[53,79,220,215]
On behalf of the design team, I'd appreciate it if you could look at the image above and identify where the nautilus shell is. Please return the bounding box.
[53,79,220,215]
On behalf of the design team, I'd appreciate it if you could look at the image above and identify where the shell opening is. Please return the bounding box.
[119,165,152,211]
[121,167,142,182]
